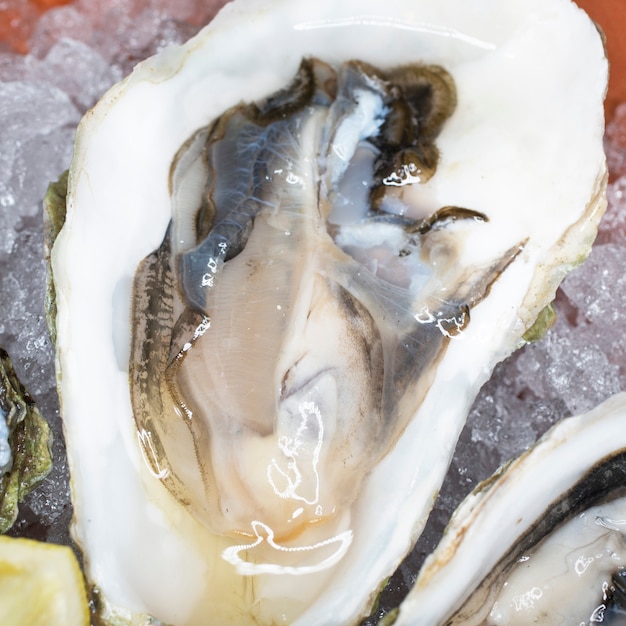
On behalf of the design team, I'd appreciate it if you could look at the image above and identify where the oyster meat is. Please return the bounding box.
[396,392,626,626]
[133,55,519,553]
[49,0,607,624]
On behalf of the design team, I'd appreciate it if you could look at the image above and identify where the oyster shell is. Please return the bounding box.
[0,348,52,533]
[396,392,626,626]
[49,0,607,623]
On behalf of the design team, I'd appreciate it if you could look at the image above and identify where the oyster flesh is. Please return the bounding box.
[396,392,626,626]
[49,0,607,623]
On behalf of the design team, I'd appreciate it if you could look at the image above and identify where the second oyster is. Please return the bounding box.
[396,393,626,626]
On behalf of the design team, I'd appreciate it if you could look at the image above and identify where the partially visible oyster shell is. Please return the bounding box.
[49,0,607,624]
[0,349,52,533]
[396,392,626,626]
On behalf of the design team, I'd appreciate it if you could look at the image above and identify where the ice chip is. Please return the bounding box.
[41,38,123,110]
[0,53,31,83]
[560,244,626,325]
[519,320,621,416]
[29,5,94,58]
[0,205,20,258]
[0,80,77,261]
[0,81,80,170]
[9,126,75,215]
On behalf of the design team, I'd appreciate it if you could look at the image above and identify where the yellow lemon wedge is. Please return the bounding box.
[0,536,89,626]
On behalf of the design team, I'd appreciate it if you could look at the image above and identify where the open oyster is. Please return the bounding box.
[49,0,607,623]
[396,392,626,626]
